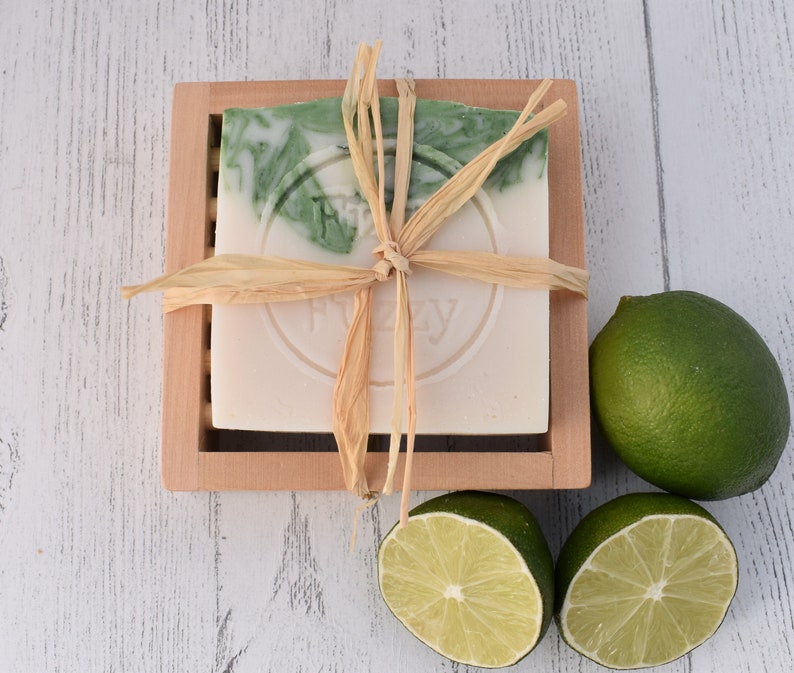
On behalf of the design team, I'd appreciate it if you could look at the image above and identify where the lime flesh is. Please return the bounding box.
[556,494,738,669]
[378,492,553,668]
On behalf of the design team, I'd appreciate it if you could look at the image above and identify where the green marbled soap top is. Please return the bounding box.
[220,96,547,254]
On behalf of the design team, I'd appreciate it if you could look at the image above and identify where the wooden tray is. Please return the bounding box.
[161,79,590,492]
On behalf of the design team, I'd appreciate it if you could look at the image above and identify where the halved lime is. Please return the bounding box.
[378,491,554,668]
[556,493,739,669]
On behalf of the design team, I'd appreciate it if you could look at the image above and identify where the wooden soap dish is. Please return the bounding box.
[161,79,590,492]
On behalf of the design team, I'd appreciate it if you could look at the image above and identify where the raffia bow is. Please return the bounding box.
[123,41,589,526]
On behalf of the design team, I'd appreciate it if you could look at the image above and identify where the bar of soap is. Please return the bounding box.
[211,96,549,434]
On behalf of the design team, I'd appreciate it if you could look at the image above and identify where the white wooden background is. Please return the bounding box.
[1,0,792,671]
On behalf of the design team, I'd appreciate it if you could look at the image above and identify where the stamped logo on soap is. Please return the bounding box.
[257,146,502,387]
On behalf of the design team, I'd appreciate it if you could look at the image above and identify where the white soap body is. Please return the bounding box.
[211,99,549,434]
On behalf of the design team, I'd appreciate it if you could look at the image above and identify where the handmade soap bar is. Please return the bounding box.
[211,96,549,434]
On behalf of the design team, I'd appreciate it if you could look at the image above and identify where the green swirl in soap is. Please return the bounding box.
[221,97,547,254]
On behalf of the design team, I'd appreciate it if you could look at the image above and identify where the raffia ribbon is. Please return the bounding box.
[123,41,589,526]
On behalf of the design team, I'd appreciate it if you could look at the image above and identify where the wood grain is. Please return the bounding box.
[0,1,791,672]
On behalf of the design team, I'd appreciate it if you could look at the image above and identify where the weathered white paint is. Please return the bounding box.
[0,0,791,671]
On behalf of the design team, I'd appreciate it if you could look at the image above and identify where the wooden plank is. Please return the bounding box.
[161,83,213,490]
[545,81,590,488]
[198,451,554,491]
[647,5,794,671]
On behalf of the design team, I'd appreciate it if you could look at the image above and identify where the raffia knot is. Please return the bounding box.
[371,240,411,281]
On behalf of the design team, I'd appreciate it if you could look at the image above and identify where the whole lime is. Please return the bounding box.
[589,290,790,500]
